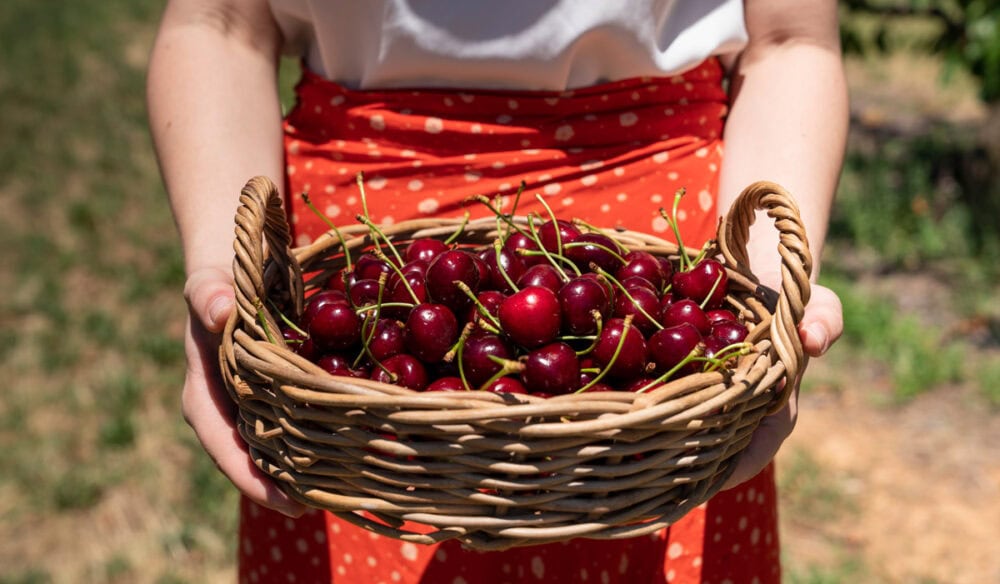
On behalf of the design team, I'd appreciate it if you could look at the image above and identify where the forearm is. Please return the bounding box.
[719,5,848,280]
[147,0,285,275]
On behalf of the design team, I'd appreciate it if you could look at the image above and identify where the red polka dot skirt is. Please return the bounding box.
[238,58,782,583]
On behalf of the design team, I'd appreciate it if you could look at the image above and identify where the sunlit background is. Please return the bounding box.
[1,2,997,582]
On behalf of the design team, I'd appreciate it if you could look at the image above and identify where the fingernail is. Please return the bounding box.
[208,296,233,326]
[805,323,829,355]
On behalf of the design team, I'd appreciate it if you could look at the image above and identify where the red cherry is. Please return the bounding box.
[591,318,648,381]
[521,342,580,395]
[660,298,712,335]
[363,318,407,362]
[371,354,429,390]
[537,219,581,254]
[485,377,528,395]
[558,276,611,335]
[405,238,449,264]
[516,263,564,294]
[404,303,458,363]
[354,253,393,281]
[461,333,515,388]
[648,323,702,373]
[503,231,545,267]
[425,249,481,309]
[613,286,661,336]
[711,321,749,346]
[706,308,739,324]
[317,354,369,378]
[426,376,465,392]
[616,251,667,292]
[671,258,728,308]
[564,232,623,274]
[308,302,361,352]
[498,286,562,349]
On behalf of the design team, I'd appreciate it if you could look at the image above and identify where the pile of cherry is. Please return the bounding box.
[280,205,750,397]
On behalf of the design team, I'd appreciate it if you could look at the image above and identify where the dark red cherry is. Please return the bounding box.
[564,232,624,274]
[478,245,525,294]
[498,286,562,349]
[405,238,449,264]
[706,308,739,324]
[317,353,369,378]
[371,354,428,390]
[326,269,356,292]
[301,289,349,330]
[621,275,657,294]
[558,276,611,335]
[503,230,545,267]
[660,298,712,335]
[711,321,748,346]
[363,318,407,362]
[308,301,361,352]
[404,303,458,363]
[616,251,667,291]
[537,219,581,254]
[354,253,393,282]
[461,333,515,388]
[485,377,528,395]
[521,342,580,395]
[466,289,506,326]
[591,318,648,381]
[348,278,384,308]
[648,323,702,373]
[672,258,728,308]
[425,249,481,309]
[426,376,465,392]
[516,263,564,294]
[613,286,661,336]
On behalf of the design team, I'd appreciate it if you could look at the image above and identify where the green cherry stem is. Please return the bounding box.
[254,298,278,345]
[455,281,503,332]
[592,265,664,332]
[356,214,406,269]
[573,310,604,357]
[699,271,726,310]
[444,211,471,245]
[369,247,421,305]
[576,314,634,393]
[301,192,353,271]
[268,298,308,338]
[526,214,571,281]
[534,193,565,256]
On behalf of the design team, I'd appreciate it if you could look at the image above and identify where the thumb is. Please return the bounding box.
[184,267,235,333]
[798,284,843,357]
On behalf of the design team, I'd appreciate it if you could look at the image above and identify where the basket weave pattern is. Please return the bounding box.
[220,176,812,550]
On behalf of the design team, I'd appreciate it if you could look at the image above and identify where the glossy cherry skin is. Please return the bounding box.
[591,318,648,381]
[648,322,702,373]
[537,219,581,254]
[521,342,580,395]
[564,232,623,274]
[354,253,394,282]
[516,263,564,294]
[710,321,749,345]
[404,303,458,363]
[363,318,407,362]
[405,238,449,264]
[660,298,712,336]
[672,258,728,308]
[498,286,562,349]
[308,301,362,352]
[558,276,611,335]
[465,289,506,326]
[503,230,545,267]
[613,285,661,336]
[301,289,349,330]
[461,333,515,388]
[425,249,481,309]
[478,245,525,294]
[426,376,465,392]
[485,377,528,395]
[706,308,739,324]
[371,354,429,390]
[616,250,667,292]
[348,278,383,308]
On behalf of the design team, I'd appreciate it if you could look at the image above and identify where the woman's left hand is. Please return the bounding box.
[720,283,843,489]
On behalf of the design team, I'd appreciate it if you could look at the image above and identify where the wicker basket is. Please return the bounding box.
[220,176,812,550]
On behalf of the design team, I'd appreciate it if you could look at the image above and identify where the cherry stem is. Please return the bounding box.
[576,314,634,393]
[354,274,393,375]
[562,240,628,265]
[356,214,405,269]
[526,214,571,281]
[444,211,471,245]
[574,310,604,357]
[446,321,476,365]
[454,280,503,331]
[479,355,525,391]
[468,194,532,241]
[699,270,726,310]
[301,192,353,271]
[661,187,690,271]
[494,238,520,293]
[592,265,664,332]
[268,298,308,338]
[534,193,565,256]
[633,345,705,394]
[370,247,421,304]
[254,297,278,344]
[700,342,753,372]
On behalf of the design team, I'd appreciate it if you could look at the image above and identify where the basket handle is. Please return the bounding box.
[716,181,812,413]
[231,176,304,344]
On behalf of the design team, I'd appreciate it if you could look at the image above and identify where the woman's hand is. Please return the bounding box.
[182,267,307,517]
[721,283,843,489]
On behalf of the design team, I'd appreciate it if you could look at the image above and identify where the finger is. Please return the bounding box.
[183,315,307,517]
[798,284,843,357]
[184,267,236,333]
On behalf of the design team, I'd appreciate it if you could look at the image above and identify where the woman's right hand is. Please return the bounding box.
[182,266,307,517]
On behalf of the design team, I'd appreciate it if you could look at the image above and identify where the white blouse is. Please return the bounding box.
[268,0,747,91]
